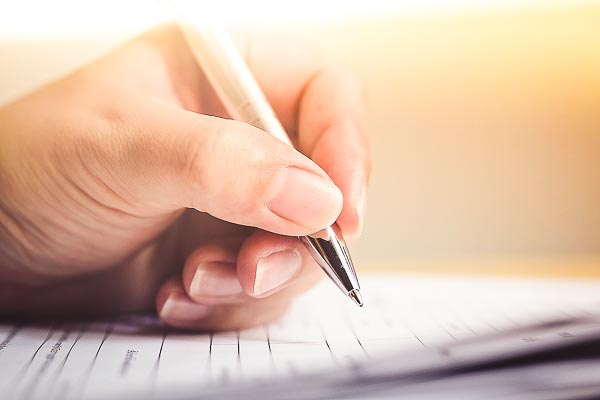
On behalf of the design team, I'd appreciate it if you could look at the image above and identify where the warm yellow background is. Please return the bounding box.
[1,2,599,275]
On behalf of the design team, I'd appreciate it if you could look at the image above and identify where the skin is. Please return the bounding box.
[0,24,371,331]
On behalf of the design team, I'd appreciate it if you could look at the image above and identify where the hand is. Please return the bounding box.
[0,24,370,330]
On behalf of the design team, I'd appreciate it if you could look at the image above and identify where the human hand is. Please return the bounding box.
[0,25,370,330]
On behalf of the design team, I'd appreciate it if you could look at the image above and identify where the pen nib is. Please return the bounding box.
[348,289,364,307]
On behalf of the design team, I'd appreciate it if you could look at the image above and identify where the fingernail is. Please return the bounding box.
[267,167,342,229]
[160,293,210,321]
[253,250,300,296]
[191,261,243,298]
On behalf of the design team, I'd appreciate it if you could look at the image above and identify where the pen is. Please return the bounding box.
[179,22,363,307]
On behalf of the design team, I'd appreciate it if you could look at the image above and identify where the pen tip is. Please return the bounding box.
[348,289,364,307]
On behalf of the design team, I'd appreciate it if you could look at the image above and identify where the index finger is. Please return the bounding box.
[240,31,371,238]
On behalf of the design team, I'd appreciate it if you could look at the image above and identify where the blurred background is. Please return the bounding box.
[1,0,599,274]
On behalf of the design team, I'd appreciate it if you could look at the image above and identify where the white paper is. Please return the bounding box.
[2,274,600,399]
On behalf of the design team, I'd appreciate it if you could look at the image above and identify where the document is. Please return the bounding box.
[1,275,600,400]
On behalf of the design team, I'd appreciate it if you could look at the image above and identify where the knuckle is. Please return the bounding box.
[181,121,249,187]
[179,124,227,194]
[178,119,289,214]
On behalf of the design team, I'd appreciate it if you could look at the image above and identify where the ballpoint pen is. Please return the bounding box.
[178,22,363,307]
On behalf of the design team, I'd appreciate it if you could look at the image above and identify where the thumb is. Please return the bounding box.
[138,106,343,236]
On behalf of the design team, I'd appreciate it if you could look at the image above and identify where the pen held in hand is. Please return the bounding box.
[179,22,363,307]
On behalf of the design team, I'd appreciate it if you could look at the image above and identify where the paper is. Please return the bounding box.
[2,275,600,400]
